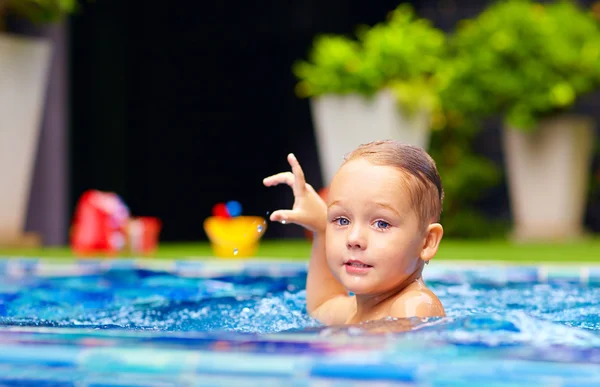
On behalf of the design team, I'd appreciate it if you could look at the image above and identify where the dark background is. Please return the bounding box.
[68,0,600,243]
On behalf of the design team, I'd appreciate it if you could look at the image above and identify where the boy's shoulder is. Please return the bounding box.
[311,294,356,325]
[389,286,445,318]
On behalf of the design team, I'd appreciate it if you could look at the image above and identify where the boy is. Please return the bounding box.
[263,140,445,325]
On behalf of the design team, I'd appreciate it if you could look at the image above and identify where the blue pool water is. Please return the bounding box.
[0,258,600,386]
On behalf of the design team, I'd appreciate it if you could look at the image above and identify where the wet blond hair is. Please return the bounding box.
[343,140,444,228]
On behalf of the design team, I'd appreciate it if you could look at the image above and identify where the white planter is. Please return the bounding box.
[310,89,431,185]
[0,33,52,246]
[503,114,595,241]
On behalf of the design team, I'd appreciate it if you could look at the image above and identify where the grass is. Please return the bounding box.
[0,237,599,263]
[437,238,600,263]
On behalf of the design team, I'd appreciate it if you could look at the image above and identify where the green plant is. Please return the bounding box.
[293,34,377,97]
[0,0,78,29]
[292,4,507,238]
[293,4,447,119]
[442,0,600,130]
[428,120,508,238]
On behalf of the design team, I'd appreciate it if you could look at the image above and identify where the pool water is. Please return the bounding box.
[1,269,316,333]
[0,258,599,386]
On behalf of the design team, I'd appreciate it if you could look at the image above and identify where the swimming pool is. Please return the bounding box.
[0,258,599,386]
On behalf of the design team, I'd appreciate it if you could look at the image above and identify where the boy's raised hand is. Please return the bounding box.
[263,153,327,233]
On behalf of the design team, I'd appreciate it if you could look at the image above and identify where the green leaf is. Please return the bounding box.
[443,0,600,130]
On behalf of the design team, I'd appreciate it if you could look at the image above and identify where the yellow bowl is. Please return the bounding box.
[203,216,267,258]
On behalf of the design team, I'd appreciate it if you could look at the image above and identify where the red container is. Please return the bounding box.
[128,216,162,255]
[70,190,130,255]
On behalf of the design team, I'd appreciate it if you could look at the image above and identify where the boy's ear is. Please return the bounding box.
[420,223,443,263]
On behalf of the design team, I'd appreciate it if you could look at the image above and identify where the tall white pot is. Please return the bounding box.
[503,114,595,242]
[310,89,431,186]
[0,33,52,246]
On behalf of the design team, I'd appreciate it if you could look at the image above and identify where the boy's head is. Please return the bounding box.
[343,140,444,229]
[325,140,444,296]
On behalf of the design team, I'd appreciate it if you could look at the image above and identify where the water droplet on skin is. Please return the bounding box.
[281,220,286,224]
[257,225,263,232]
[233,248,239,255]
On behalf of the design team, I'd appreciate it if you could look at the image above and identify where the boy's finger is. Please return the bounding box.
[288,153,306,196]
[263,172,294,187]
[269,209,297,224]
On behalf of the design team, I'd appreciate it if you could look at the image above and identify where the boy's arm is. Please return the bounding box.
[305,232,351,323]
[263,153,350,324]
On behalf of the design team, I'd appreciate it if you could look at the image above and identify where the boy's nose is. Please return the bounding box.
[346,225,366,250]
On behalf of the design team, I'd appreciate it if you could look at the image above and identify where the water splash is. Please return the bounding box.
[1,270,599,345]
[0,272,316,333]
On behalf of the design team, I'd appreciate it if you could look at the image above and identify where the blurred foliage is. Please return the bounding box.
[428,122,508,238]
[294,35,372,96]
[293,4,447,120]
[442,0,600,131]
[292,2,533,237]
[434,0,600,236]
[1,0,79,27]
[292,3,513,237]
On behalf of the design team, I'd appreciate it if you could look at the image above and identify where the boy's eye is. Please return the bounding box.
[335,217,350,226]
[375,220,390,229]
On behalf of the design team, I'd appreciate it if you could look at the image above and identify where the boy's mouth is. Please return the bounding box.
[344,260,373,268]
[344,259,373,275]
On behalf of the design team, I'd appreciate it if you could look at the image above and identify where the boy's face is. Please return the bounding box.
[326,158,427,296]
